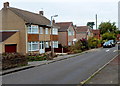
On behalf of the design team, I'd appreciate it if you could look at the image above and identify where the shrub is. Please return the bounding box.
[2,53,28,70]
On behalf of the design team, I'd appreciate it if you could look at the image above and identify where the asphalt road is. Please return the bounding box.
[2,45,119,84]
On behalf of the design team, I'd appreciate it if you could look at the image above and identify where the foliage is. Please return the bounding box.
[98,21,118,34]
[26,53,53,61]
[102,32,116,40]
[80,38,89,50]
[2,53,28,70]
[87,22,95,29]
[88,37,101,48]
[68,40,82,53]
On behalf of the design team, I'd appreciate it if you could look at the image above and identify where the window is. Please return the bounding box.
[40,27,43,34]
[28,42,39,51]
[68,30,74,36]
[40,41,44,49]
[45,28,49,34]
[27,25,39,34]
[53,41,58,48]
[45,42,49,48]
[52,28,58,35]
[68,41,72,46]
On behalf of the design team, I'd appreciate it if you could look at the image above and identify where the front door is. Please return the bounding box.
[39,41,45,54]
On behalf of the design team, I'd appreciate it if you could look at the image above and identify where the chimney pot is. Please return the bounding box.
[39,11,44,16]
[4,2,9,8]
[53,19,55,24]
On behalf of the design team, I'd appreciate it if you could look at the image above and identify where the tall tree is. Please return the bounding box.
[87,22,95,29]
[98,21,118,34]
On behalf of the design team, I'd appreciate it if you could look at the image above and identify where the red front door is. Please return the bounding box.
[5,44,17,53]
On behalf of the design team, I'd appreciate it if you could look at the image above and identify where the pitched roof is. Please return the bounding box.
[92,29,100,34]
[0,31,17,42]
[56,22,73,32]
[6,7,52,26]
[76,26,90,34]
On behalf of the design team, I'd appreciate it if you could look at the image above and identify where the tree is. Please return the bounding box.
[98,21,118,34]
[102,32,116,40]
[87,22,95,29]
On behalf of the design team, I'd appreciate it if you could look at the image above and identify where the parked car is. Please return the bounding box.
[103,41,113,48]
[117,41,120,44]
[108,40,116,47]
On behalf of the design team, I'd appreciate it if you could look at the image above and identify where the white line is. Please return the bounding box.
[106,49,110,52]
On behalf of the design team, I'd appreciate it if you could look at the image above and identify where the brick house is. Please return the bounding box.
[76,26,93,40]
[56,22,77,46]
[0,2,59,54]
[92,29,101,39]
[117,34,120,41]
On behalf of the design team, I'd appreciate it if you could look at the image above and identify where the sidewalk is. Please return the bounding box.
[85,54,120,84]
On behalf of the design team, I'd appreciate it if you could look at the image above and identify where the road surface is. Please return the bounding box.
[2,45,119,84]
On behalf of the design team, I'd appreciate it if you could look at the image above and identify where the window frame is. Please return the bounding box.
[28,42,39,51]
[27,25,39,34]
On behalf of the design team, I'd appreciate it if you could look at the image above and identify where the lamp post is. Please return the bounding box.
[51,15,58,57]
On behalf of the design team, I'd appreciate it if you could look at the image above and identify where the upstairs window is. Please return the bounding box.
[28,25,39,34]
[52,28,58,35]
[68,30,74,36]
[40,27,43,34]
[45,28,49,34]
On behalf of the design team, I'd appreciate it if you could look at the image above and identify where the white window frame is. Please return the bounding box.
[45,41,49,48]
[68,41,72,46]
[40,27,43,34]
[45,28,49,34]
[52,28,58,35]
[28,42,39,51]
[28,25,39,34]
[53,41,58,48]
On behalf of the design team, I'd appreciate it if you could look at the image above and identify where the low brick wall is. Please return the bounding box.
[1,53,28,70]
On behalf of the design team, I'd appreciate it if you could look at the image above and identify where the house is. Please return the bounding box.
[92,29,101,39]
[117,34,120,41]
[76,26,93,40]
[0,2,59,54]
[56,22,77,46]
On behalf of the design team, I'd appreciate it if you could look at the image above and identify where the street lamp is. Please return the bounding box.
[51,15,58,57]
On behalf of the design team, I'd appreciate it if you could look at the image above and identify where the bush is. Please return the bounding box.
[26,52,53,61]
[2,53,28,70]
[88,37,102,49]
[73,50,82,53]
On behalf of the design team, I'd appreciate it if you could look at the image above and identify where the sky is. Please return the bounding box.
[0,0,119,29]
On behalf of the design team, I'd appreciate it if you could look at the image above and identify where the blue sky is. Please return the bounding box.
[0,0,119,29]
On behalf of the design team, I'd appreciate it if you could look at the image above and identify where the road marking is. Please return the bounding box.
[106,49,110,52]
[113,50,117,52]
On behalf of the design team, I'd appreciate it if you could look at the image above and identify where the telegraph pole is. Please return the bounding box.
[96,14,97,29]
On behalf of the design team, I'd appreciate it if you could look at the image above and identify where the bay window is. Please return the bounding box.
[28,42,39,51]
[53,41,58,48]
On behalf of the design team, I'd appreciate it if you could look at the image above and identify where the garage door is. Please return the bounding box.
[5,44,17,53]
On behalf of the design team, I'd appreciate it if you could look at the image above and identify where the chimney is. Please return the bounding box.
[53,19,55,24]
[39,11,44,16]
[4,2,9,8]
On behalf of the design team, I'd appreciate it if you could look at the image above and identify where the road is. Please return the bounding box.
[2,45,119,84]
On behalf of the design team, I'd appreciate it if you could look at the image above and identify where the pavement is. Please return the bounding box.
[85,54,119,85]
